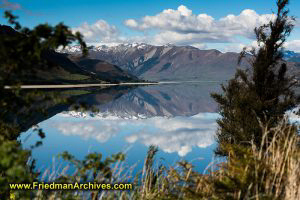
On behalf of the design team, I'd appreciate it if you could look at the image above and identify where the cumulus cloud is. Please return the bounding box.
[124,19,139,29]
[218,9,275,39]
[63,4,300,52]
[54,112,220,157]
[73,20,121,43]
[125,5,214,34]
[124,5,276,45]
[70,5,299,50]
[72,20,149,45]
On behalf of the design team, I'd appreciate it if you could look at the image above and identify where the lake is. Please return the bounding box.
[19,82,223,180]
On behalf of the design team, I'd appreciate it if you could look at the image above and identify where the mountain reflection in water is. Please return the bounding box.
[20,82,222,174]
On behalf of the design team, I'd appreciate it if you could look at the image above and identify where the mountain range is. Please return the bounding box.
[60,43,300,81]
[3,24,300,84]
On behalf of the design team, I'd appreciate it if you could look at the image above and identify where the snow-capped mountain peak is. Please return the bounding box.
[61,110,148,120]
[56,45,82,53]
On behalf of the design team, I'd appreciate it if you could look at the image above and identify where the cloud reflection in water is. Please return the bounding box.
[54,112,220,156]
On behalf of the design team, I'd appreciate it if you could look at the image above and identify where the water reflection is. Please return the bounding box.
[53,112,219,157]
[96,82,220,118]
[21,82,222,173]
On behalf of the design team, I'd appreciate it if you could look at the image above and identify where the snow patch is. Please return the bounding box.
[144,48,157,61]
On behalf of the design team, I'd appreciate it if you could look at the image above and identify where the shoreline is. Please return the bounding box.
[4,82,159,89]
[4,80,222,89]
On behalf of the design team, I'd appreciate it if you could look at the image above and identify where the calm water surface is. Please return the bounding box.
[19,82,222,177]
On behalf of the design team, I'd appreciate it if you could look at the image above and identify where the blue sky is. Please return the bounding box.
[1,0,300,52]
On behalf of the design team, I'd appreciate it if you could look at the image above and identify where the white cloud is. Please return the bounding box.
[221,39,300,53]
[284,40,300,52]
[218,9,275,39]
[124,19,139,29]
[73,20,150,46]
[223,43,246,53]
[125,5,214,33]
[151,31,232,46]
[191,43,208,49]
[73,20,120,43]
[70,5,300,51]
[124,5,276,46]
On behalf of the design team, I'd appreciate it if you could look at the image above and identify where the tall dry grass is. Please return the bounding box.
[251,120,300,200]
[212,119,300,200]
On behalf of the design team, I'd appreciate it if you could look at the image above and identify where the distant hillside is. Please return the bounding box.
[61,43,300,81]
[69,55,139,83]
[35,50,102,84]
[0,25,139,84]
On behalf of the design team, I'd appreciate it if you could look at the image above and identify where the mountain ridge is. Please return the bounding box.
[59,43,300,81]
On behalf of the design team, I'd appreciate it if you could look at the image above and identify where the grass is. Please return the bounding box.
[59,90,91,96]
[37,67,90,81]
[210,119,300,200]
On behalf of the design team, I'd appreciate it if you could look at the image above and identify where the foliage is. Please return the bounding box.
[0,140,37,198]
[0,10,88,134]
[211,0,299,155]
[33,151,125,200]
[0,10,88,198]
[0,11,87,85]
[58,151,125,181]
